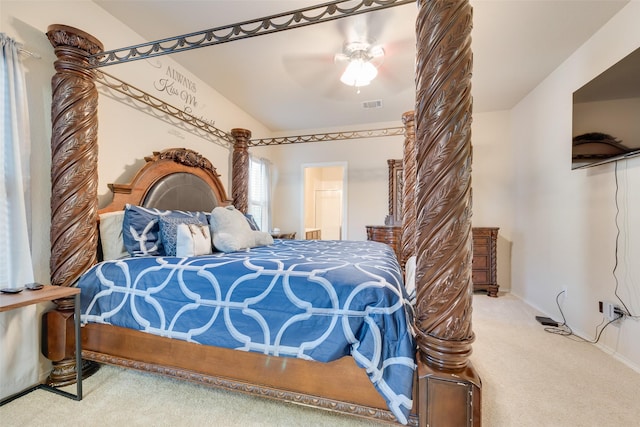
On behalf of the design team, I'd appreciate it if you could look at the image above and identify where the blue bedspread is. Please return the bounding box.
[78,239,416,423]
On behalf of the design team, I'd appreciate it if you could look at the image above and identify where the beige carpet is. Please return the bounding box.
[473,293,640,426]
[2,293,639,426]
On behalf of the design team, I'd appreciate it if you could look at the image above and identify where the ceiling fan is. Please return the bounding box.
[280,8,415,100]
[334,41,385,90]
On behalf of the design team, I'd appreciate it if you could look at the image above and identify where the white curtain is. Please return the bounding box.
[248,156,272,232]
[0,33,38,400]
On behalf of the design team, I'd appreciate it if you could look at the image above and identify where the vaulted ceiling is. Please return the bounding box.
[94,0,628,133]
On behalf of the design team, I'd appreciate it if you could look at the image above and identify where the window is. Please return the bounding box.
[248,156,271,231]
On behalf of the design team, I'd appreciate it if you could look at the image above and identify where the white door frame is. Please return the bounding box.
[300,162,348,240]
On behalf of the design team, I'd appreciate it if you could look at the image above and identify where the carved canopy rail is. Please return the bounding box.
[95,67,404,148]
[95,70,234,146]
[78,2,416,150]
[88,0,414,68]
[249,127,405,146]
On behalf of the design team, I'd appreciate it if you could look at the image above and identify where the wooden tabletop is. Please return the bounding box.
[0,285,79,313]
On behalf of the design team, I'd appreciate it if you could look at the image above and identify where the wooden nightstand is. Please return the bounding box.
[0,285,82,405]
[304,228,321,240]
[271,231,296,239]
[366,225,402,261]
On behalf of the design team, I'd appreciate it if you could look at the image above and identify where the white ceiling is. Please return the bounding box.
[94,0,628,133]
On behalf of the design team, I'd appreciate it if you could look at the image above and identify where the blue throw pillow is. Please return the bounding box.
[122,205,208,256]
[159,216,207,256]
[244,213,260,231]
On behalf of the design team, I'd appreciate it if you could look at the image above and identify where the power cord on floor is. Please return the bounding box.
[545,163,639,340]
[542,162,639,342]
[542,290,573,336]
[542,290,623,344]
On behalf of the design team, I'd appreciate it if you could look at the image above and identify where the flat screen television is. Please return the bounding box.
[572,46,640,169]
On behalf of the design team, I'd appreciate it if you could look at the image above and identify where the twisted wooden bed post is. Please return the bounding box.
[387,159,399,219]
[231,128,251,213]
[44,24,102,386]
[401,110,416,268]
[414,1,480,425]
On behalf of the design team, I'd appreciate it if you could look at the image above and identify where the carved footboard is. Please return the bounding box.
[81,323,417,425]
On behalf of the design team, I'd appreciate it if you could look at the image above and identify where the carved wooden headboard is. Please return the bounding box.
[99,148,232,215]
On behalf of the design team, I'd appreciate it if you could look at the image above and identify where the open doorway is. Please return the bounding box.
[302,163,347,240]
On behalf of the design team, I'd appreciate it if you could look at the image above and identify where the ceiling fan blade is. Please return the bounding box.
[373,38,415,92]
[334,52,350,63]
[282,53,374,101]
[337,8,389,44]
[282,53,340,91]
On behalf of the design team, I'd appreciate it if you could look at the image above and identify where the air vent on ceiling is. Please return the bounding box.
[362,99,383,109]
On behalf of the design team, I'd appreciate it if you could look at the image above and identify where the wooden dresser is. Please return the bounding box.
[472,227,499,297]
[366,223,499,296]
[366,225,402,261]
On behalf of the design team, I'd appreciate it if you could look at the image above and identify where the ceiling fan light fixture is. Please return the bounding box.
[340,57,378,87]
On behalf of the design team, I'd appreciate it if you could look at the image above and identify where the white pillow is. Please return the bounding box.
[99,211,128,260]
[209,206,274,252]
[254,230,274,247]
[404,255,417,296]
[176,223,212,257]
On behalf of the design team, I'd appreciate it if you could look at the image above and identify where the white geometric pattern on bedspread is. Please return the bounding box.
[78,239,416,424]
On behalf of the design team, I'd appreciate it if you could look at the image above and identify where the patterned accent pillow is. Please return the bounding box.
[122,205,208,256]
[159,216,207,257]
[176,223,212,257]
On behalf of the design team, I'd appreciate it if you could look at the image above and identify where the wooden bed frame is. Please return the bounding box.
[44,1,480,426]
[87,146,408,423]
[82,146,409,423]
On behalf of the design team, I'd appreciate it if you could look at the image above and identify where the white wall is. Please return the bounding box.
[1,0,269,398]
[511,1,640,371]
[471,110,514,292]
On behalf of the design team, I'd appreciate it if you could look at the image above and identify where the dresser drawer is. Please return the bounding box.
[472,270,489,284]
[472,255,488,269]
[472,237,489,254]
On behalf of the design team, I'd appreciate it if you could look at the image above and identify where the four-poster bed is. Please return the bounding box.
[44,1,479,425]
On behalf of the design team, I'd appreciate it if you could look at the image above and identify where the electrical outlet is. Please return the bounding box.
[603,301,615,321]
[602,301,623,322]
